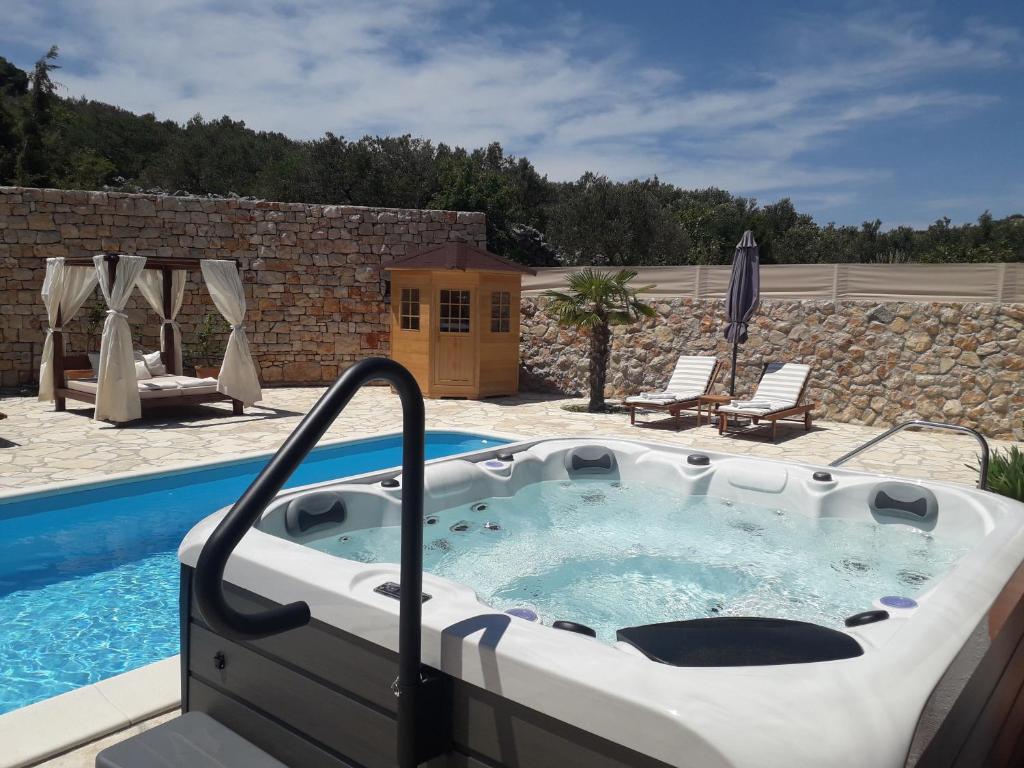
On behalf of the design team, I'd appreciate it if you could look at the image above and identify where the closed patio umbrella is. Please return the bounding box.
[723,230,760,395]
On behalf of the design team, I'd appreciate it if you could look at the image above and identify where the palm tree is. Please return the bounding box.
[543,268,655,412]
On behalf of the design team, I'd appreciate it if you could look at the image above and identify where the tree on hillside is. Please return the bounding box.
[15,45,60,187]
[674,187,756,264]
[543,268,655,411]
[0,57,29,94]
[430,142,551,262]
[746,198,814,263]
[770,215,821,263]
[507,223,560,266]
[55,98,178,187]
[305,133,439,208]
[546,174,689,265]
[141,114,296,196]
[0,56,29,183]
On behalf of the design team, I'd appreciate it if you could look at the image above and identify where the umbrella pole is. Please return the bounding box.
[730,339,738,396]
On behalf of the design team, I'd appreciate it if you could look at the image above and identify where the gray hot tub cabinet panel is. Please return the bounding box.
[196,585,402,714]
[190,625,398,767]
[185,573,672,768]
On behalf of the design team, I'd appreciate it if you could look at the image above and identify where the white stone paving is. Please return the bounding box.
[1,387,1016,491]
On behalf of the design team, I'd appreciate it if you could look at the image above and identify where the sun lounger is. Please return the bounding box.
[625,356,722,429]
[717,362,816,442]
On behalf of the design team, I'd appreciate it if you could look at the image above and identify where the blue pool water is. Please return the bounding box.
[0,431,503,714]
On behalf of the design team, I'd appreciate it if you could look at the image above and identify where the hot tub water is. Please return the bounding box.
[307,478,970,641]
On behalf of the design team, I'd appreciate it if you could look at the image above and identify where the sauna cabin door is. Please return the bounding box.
[433,287,477,389]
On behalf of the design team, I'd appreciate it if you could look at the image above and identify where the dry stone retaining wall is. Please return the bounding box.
[520,297,1024,440]
[0,187,485,387]
[3,186,1021,440]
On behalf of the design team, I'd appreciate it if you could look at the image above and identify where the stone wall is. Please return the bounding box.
[520,297,1024,440]
[0,187,485,387]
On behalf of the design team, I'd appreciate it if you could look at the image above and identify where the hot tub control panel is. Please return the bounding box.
[374,581,432,603]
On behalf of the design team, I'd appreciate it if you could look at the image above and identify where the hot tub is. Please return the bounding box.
[178,437,1024,768]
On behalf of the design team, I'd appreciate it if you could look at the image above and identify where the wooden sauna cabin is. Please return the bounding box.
[386,242,536,398]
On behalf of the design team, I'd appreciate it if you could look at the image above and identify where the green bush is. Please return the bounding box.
[982,446,1024,502]
[189,312,229,367]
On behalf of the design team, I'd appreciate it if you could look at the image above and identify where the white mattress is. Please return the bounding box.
[67,375,219,400]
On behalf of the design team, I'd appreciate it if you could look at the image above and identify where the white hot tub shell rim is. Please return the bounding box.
[179,436,1024,768]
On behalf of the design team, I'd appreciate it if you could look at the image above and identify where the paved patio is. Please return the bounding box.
[1,386,1013,491]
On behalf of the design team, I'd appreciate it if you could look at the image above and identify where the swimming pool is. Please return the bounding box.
[0,431,504,714]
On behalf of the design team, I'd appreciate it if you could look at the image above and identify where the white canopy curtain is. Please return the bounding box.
[93,254,147,422]
[200,259,262,406]
[137,269,186,374]
[38,257,99,401]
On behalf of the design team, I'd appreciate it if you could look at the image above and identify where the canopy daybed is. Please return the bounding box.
[38,254,262,423]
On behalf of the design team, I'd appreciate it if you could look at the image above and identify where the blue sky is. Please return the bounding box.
[2,0,1022,228]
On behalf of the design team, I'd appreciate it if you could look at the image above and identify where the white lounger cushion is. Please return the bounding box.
[718,362,810,415]
[625,356,717,405]
[67,375,219,400]
[625,390,703,405]
[718,400,796,416]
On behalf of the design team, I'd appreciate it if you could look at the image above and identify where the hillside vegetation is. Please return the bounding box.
[1,49,1021,266]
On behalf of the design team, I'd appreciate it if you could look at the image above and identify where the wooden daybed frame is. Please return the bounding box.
[627,360,725,429]
[52,255,243,417]
[716,362,818,443]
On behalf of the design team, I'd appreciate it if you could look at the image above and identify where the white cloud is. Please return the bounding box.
[2,1,1020,221]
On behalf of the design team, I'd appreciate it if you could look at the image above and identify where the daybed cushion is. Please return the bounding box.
[167,375,218,389]
[143,350,167,377]
[67,375,218,400]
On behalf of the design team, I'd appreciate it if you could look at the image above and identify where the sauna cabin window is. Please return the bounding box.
[400,288,420,330]
[491,291,511,333]
[439,289,471,333]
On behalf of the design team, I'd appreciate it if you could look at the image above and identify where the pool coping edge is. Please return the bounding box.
[0,428,522,504]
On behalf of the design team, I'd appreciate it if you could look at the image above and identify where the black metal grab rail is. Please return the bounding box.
[193,357,427,768]
[829,419,990,491]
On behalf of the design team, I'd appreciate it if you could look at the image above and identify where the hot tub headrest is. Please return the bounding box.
[869,482,938,530]
[564,446,617,475]
[284,491,347,535]
[616,617,863,667]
